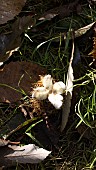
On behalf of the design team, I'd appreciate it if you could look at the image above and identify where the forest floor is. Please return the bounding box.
[0,0,96,169]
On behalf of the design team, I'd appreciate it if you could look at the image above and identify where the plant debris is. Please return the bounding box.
[89,24,96,59]
[0,144,51,167]
[39,0,80,21]
[0,0,26,25]
[0,61,46,102]
[0,15,35,62]
[0,0,96,169]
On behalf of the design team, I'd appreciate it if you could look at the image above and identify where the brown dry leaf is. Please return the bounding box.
[0,0,26,25]
[0,61,46,103]
[39,0,79,20]
[77,123,93,139]
[88,24,96,59]
[53,22,96,43]
[0,15,35,62]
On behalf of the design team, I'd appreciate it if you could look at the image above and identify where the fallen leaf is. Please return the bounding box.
[52,22,96,43]
[88,24,96,59]
[77,123,93,140]
[0,15,35,62]
[61,37,74,131]
[0,0,26,25]
[6,144,51,163]
[61,92,72,132]
[0,61,46,102]
[0,144,51,167]
[74,22,96,38]
[39,0,79,20]
[32,117,60,149]
[0,111,26,138]
[0,103,60,148]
